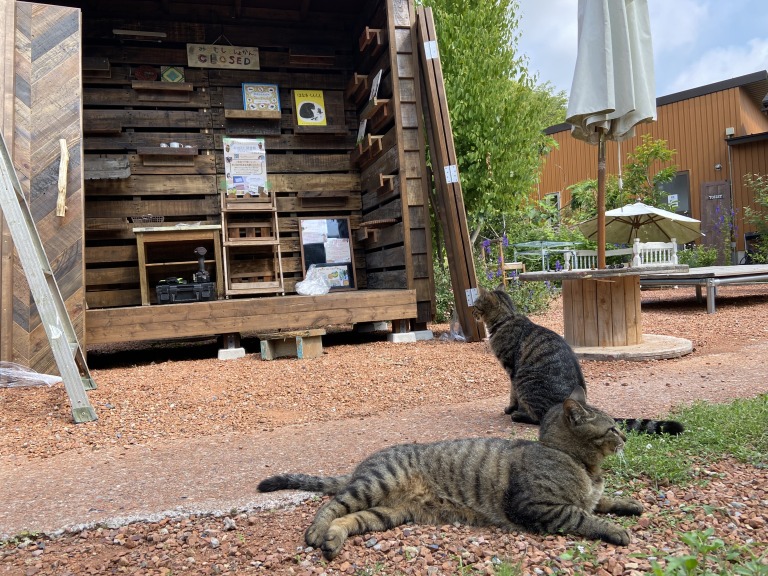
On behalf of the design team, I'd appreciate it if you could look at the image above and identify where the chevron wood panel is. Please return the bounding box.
[11,3,84,374]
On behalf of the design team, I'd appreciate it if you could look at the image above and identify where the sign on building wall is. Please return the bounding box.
[187,44,260,70]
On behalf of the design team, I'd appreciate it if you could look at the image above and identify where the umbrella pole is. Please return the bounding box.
[597,129,606,268]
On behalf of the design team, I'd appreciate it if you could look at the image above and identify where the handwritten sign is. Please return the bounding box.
[187,43,259,70]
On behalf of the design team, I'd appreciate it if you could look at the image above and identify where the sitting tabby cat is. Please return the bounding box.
[258,387,643,560]
[472,287,683,435]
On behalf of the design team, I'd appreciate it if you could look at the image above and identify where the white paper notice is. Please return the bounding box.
[301,220,328,244]
[324,238,351,263]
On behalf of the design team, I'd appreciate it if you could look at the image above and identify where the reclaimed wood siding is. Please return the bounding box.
[79,2,435,312]
[537,86,768,251]
[0,0,16,361]
[9,2,84,374]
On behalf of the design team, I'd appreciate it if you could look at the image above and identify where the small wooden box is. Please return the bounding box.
[257,329,326,360]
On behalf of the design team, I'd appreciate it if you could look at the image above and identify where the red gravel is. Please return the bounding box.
[1,285,767,575]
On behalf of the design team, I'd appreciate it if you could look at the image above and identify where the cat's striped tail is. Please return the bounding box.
[258,473,352,495]
[615,418,684,435]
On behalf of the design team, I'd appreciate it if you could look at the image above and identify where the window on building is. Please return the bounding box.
[658,171,691,216]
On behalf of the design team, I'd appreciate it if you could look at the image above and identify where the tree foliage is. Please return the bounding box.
[416,0,566,234]
[564,135,678,223]
[621,134,678,206]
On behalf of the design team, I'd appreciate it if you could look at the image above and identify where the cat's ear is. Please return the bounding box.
[568,385,587,405]
[494,282,505,292]
[563,398,590,425]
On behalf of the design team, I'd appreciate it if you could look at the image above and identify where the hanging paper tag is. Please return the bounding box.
[444,165,459,184]
[423,41,438,60]
[465,287,478,307]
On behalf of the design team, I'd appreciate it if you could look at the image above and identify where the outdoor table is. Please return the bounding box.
[512,241,581,271]
[519,265,687,347]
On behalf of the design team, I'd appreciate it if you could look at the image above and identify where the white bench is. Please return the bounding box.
[566,238,678,270]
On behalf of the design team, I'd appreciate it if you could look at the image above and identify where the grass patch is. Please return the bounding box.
[606,394,768,487]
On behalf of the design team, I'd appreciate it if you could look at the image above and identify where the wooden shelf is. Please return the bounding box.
[345,73,369,104]
[222,238,280,247]
[293,124,349,135]
[137,146,198,156]
[222,196,275,212]
[132,80,193,92]
[146,259,216,268]
[132,81,193,102]
[356,218,397,243]
[350,134,383,169]
[360,98,389,121]
[133,225,223,306]
[376,174,395,196]
[359,27,385,58]
[298,191,349,208]
[225,109,281,120]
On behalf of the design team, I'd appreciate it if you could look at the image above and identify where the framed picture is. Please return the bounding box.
[222,137,268,200]
[242,83,280,112]
[298,217,356,290]
[293,89,327,126]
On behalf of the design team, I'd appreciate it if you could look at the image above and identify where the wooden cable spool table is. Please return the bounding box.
[518,265,687,347]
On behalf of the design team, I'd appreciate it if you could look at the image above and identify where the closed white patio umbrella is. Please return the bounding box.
[566,0,656,267]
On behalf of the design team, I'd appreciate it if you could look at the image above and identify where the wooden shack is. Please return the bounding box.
[0,0,481,375]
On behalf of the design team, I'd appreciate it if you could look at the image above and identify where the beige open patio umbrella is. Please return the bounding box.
[566,0,656,267]
[577,201,703,244]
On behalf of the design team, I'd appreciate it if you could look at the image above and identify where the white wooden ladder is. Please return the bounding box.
[0,132,97,423]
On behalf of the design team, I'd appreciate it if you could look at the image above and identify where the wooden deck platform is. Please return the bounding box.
[639,264,768,313]
[85,289,417,346]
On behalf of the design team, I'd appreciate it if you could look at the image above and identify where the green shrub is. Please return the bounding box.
[432,243,560,323]
[677,244,718,267]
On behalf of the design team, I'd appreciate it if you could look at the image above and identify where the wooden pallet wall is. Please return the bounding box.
[6,2,85,373]
[80,16,366,306]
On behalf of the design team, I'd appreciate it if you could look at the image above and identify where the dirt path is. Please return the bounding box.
[2,338,767,539]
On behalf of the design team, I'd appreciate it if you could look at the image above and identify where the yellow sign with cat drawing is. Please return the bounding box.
[294,90,327,126]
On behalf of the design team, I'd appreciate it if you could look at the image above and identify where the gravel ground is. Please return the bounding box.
[1,285,767,575]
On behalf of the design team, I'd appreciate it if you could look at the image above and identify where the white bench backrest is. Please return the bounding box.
[566,239,677,270]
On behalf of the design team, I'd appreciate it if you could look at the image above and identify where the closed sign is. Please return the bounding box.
[187,43,260,70]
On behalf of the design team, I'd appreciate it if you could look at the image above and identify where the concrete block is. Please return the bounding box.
[354,321,390,333]
[387,332,417,343]
[218,347,246,360]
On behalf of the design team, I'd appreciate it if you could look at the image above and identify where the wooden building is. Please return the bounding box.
[537,71,768,262]
[0,0,480,374]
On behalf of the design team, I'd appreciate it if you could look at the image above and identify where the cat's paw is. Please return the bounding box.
[601,525,631,546]
[320,525,347,560]
[510,410,538,425]
[504,405,514,415]
[612,499,644,516]
[305,522,328,549]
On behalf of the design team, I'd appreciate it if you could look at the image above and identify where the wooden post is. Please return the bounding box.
[597,129,607,269]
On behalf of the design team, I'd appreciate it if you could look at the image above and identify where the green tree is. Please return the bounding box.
[417,0,566,240]
[564,135,678,223]
[621,134,678,207]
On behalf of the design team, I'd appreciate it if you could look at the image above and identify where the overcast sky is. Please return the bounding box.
[516,0,768,98]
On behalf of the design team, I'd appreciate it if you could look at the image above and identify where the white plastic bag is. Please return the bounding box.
[295,264,332,296]
[0,361,62,388]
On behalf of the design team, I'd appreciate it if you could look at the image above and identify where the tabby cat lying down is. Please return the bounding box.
[258,387,643,560]
[472,287,683,435]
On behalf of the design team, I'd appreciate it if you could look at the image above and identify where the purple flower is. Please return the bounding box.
[555,260,563,272]
[502,235,509,248]
[482,239,491,255]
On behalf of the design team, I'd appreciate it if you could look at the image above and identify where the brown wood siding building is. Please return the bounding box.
[537,71,768,255]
